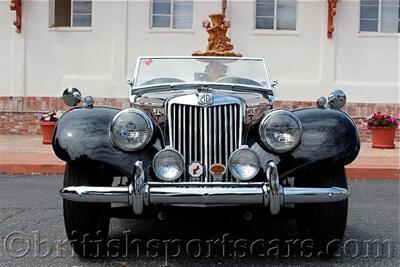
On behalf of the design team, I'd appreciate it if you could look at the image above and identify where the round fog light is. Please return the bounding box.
[228,147,260,181]
[153,148,184,181]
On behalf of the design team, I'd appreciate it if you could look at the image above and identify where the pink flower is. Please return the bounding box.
[365,112,398,128]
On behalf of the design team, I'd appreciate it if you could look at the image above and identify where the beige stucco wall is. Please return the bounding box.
[334,0,399,103]
[0,3,15,97]
[0,0,398,103]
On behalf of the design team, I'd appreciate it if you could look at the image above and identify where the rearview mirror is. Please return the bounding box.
[62,88,82,107]
[270,79,279,88]
[327,89,346,109]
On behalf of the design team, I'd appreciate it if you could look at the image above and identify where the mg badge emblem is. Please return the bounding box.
[188,162,203,178]
[198,93,213,105]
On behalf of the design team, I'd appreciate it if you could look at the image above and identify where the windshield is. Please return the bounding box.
[133,57,270,89]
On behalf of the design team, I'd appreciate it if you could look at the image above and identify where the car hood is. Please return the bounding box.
[133,89,271,108]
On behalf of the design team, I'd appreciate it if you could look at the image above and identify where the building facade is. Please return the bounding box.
[0,0,399,138]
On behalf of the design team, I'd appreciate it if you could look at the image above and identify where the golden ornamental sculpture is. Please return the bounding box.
[192,0,242,57]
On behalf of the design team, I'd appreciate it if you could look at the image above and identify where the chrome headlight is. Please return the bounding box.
[153,147,184,181]
[228,147,260,181]
[259,110,302,153]
[110,109,153,152]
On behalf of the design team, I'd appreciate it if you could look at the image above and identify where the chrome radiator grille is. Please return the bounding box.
[169,103,242,182]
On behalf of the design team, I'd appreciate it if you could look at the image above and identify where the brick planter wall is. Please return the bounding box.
[0,111,43,135]
[0,96,131,135]
[1,96,399,142]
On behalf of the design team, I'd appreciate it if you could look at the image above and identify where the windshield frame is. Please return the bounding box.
[131,56,272,90]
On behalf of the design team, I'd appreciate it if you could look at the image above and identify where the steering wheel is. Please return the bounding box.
[215,76,262,87]
[141,77,184,86]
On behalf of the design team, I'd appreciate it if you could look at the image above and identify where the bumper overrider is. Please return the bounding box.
[60,161,348,216]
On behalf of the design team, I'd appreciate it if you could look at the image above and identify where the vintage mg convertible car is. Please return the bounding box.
[54,56,360,256]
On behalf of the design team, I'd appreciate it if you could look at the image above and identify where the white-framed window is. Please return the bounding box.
[360,0,400,33]
[255,0,297,30]
[49,0,92,28]
[151,0,193,29]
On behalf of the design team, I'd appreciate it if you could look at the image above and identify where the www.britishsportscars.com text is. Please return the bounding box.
[3,230,396,260]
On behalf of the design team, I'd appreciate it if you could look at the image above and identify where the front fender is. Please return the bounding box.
[250,108,361,178]
[52,107,163,178]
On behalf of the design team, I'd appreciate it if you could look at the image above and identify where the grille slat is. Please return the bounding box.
[194,107,199,161]
[189,106,192,164]
[218,106,222,164]
[170,103,241,182]
[213,108,217,167]
[200,108,203,167]
[178,105,182,152]
[182,105,186,182]
[224,106,229,180]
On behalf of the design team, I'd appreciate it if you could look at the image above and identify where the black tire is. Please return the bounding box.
[295,166,348,257]
[63,162,113,257]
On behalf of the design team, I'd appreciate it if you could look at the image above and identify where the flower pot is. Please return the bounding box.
[370,127,396,149]
[39,121,56,145]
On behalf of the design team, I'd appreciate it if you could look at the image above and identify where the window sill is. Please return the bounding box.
[48,27,92,32]
[253,29,299,36]
[148,28,195,34]
[358,32,399,38]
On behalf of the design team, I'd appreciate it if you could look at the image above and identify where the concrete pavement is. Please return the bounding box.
[0,135,399,179]
[0,135,64,174]
[0,174,398,266]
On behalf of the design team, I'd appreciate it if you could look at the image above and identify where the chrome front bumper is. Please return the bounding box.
[60,161,348,216]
